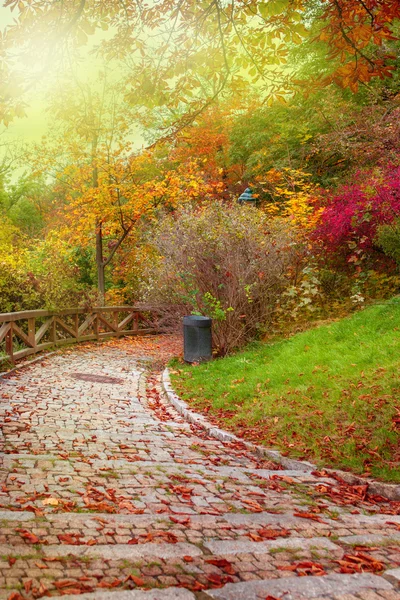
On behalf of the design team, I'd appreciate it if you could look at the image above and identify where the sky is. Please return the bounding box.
[0,3,145,168]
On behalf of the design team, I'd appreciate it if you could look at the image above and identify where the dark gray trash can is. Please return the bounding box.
[183,316,212,363]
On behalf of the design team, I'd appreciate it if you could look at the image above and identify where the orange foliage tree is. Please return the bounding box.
[32,77,220,302]
[1,1,398,127]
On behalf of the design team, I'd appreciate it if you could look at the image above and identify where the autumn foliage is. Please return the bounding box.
[0,0,400,350]
[314,165,400,256]
[145,201,297,354]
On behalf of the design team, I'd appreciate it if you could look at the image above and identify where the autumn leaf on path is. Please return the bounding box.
[186,580,206,591]
[7,593,24,600]
[293,511,328,523]
[248,527,291,541]
[97,579,122,588]
[241,499,264,512]
[206,558,236,575]
[278,560,326,576]
[335,552,384,573]
[206,572,233,587]
[58,533,84,545]
[170,516,190,525]
[16,529,42,544]
[124,574,145,586]
[42,497,59,506]
[270,474,295,484]
[54,580,81,589]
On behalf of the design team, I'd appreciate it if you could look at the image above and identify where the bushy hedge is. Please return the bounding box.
[314,165,400,258]
[146,201,298,354]
[0,224,98,313]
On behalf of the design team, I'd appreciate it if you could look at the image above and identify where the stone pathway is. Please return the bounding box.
[0,337,399,600]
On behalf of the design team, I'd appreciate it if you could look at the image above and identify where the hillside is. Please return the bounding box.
[171,299,400,482]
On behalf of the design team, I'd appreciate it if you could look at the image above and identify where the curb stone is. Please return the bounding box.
[384,568,400,586]
[162,367,400,500]
[201,573,394,600]
[58,589,196,600]
[0,350,59,380]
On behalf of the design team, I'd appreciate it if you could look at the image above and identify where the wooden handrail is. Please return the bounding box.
[0,306,164,367]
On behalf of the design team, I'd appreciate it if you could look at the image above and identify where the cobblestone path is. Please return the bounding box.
[0,338,399,600]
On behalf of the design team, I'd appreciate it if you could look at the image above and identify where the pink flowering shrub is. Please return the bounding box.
[314,165,400,259]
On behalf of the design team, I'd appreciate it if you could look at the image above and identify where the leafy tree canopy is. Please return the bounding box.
[1,0,399,131]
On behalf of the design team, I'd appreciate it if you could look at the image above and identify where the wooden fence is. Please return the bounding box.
[0,306,164,367]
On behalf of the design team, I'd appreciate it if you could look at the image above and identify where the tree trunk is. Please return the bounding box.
[96,220,105,305]
[92,151,105,305]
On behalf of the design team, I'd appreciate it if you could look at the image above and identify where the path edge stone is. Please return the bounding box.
[161,367,400,500]
[0,351,60,380]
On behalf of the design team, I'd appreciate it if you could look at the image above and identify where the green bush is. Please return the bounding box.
[376,219,400,266]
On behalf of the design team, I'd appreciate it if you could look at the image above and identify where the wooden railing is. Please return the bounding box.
[0,306,164,367]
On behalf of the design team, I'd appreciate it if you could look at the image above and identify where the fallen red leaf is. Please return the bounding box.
[125,575,145,586]
[293,512,327,523]
[183,555,194,562]
[7,593,24,600]
[170,516,190,525]
[16,529,41,544]
[206,558,236,575]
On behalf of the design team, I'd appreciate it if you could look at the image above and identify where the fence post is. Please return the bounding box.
[5,326,14,365]
[28,317,36,350]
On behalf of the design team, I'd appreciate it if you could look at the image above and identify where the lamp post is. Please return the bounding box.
[238,187,256,206]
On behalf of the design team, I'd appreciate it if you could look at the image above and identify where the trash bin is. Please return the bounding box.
[183,316,212,363]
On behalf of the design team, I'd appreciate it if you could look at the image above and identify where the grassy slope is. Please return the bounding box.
[171,299,400,482]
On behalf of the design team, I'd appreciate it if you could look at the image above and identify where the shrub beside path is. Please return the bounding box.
[0,336,399,600]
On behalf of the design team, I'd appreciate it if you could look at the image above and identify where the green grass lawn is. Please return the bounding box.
[171,298,400,482]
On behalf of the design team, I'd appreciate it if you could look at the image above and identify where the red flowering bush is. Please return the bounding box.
[314,165,400,259]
